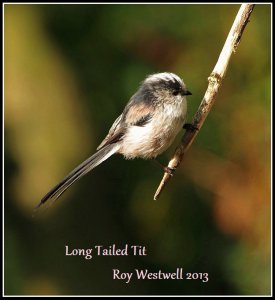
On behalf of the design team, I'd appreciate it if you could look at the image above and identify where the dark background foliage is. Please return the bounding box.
[4,4,271,295]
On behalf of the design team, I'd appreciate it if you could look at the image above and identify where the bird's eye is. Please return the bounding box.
[173,90,180,96]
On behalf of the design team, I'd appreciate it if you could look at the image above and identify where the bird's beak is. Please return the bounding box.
[184,90,192,96]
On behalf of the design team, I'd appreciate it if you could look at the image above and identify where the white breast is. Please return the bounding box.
[120,97,187,159]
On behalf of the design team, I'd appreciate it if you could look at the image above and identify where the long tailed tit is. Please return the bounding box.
[37,72,192,208]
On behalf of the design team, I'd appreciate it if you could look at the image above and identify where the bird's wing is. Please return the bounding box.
[97,114,123,150]
[97,98,154,150]
[123,101,153,127]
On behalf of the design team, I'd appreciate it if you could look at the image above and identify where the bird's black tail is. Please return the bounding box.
[36,144,119,209]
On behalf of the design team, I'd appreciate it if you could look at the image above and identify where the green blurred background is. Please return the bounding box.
[4,3,271,296]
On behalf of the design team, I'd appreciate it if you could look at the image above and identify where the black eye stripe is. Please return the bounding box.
[155,79,183,92]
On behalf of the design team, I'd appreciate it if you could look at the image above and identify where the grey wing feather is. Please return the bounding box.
[131,113,152,127]
[97,92,155,150]
[97,114,123,150]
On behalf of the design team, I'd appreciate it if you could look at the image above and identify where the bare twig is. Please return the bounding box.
[154,4,255,200]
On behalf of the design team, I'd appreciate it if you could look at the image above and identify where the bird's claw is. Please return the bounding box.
[183,123,199,131]
[164,166,176,176]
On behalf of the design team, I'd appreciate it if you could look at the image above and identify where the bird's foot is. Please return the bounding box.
[183,123,199,131]
[153,160,176,176]
[164,166,176,176]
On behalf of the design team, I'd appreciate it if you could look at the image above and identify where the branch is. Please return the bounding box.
[154,4,255,200]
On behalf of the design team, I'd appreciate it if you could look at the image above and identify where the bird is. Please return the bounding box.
[36,72,192,208]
